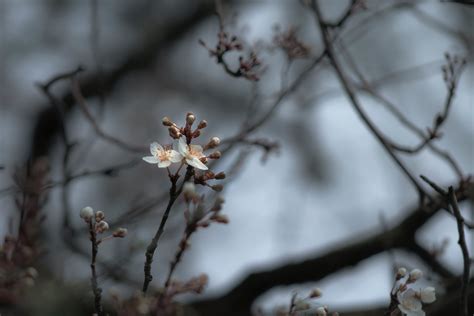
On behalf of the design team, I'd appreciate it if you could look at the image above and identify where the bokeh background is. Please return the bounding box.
[0,0,473,315]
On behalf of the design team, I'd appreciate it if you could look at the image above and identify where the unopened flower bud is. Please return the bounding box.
[310,288,323,298]
[396,267,407,279]
[80,206,94,221]
[95,210,105,222]
[213,214,229,224]
[183,182,197,202]
[211,196,225,212]
[207,137,220,149]
[169,126,181,139]
[113,228,128,238]
[95,221,109,233]
[316,307,327,316]
[211,184,223,192]
[215,172,226,180]
[408,269,423,282]
[197,120,207,129]
[209,151,221,159]
[193,130,201,138]
[25,267,38,279]
[22,276,35,287]
[186,113,196,125]
[162,116,173,126]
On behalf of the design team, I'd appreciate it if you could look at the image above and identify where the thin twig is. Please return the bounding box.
[311,0,428,199]
[142,166,194,294]
[71,76,147,153]
[419,174,471,316]
[88,220,103,316]
[448,186,470,316]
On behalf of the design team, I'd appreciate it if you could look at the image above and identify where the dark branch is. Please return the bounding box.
[190,183,472,315]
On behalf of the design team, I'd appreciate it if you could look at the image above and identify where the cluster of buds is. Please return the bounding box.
[20,266,38,288]
[109,290,153,316]
[274,288,338,316]
[442,53,466,90]
[428,53,467,138]
[389,267,436,316]
[199,25,263,81]
[157,274,209,315]
[273,26,311,60]
[80,206,127,240]
[167,274,209,297]
[199,31,243,59]
[183,182,227,227]
[238,52,262,81]
[143,113,226,191]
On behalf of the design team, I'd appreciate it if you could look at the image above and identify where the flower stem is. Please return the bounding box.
[142,166,194,294]
[89,221,103,316]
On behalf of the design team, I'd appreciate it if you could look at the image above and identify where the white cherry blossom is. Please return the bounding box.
[143,142,182,168]
[419,287,436,304]
[177,137,208,170]
[397,289,424,316]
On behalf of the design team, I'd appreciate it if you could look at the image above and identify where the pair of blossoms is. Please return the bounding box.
[142,136,219,171]
[395,268,436,316]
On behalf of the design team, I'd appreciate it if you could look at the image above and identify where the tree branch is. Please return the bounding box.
[30,2,215,159]
[190,182,472,315]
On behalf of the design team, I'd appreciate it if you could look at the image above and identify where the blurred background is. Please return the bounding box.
[0,0,473,315]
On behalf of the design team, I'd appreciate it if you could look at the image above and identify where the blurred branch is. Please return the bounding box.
[337,40,465,178]
[311,0,428,199]
[30,2,215,159]
[420,175,472,316]
[70,75,147,153]
[405,241,455,280]
[325,0,359,29]
[190,182,472,315]
[447,187,471,316]
[43,159,140,189]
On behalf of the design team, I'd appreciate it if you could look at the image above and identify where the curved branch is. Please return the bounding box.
[190,183,472,316]
[30,2,215,159]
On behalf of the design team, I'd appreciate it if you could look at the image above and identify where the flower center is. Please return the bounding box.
[189,149,200,157]
[159,151,170,161]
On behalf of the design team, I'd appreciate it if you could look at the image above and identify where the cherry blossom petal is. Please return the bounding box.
[150,142,163,156]
[398,305,425,316]
[177,137,188,156]
[143,156,159,164]
[189,144,204,155]
[186,157,208,170]
[168,150,183,163]
[158,160,172,168]
[419,287,436,303]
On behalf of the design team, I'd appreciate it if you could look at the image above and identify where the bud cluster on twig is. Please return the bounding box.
[386,267,436,316]
[272,288,337,316]
[80,206,127,316]
[143,112,226,192]
[272,26,311,60]
[199,19,263,81]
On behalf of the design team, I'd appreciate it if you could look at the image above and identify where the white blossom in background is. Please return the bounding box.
[315,306,327,316]
[142,142,182,168]
[408,269,423,282]
[397,288,424,316]
[177,137,208,170]
[392,268,436,316]
[419,287,436,304]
